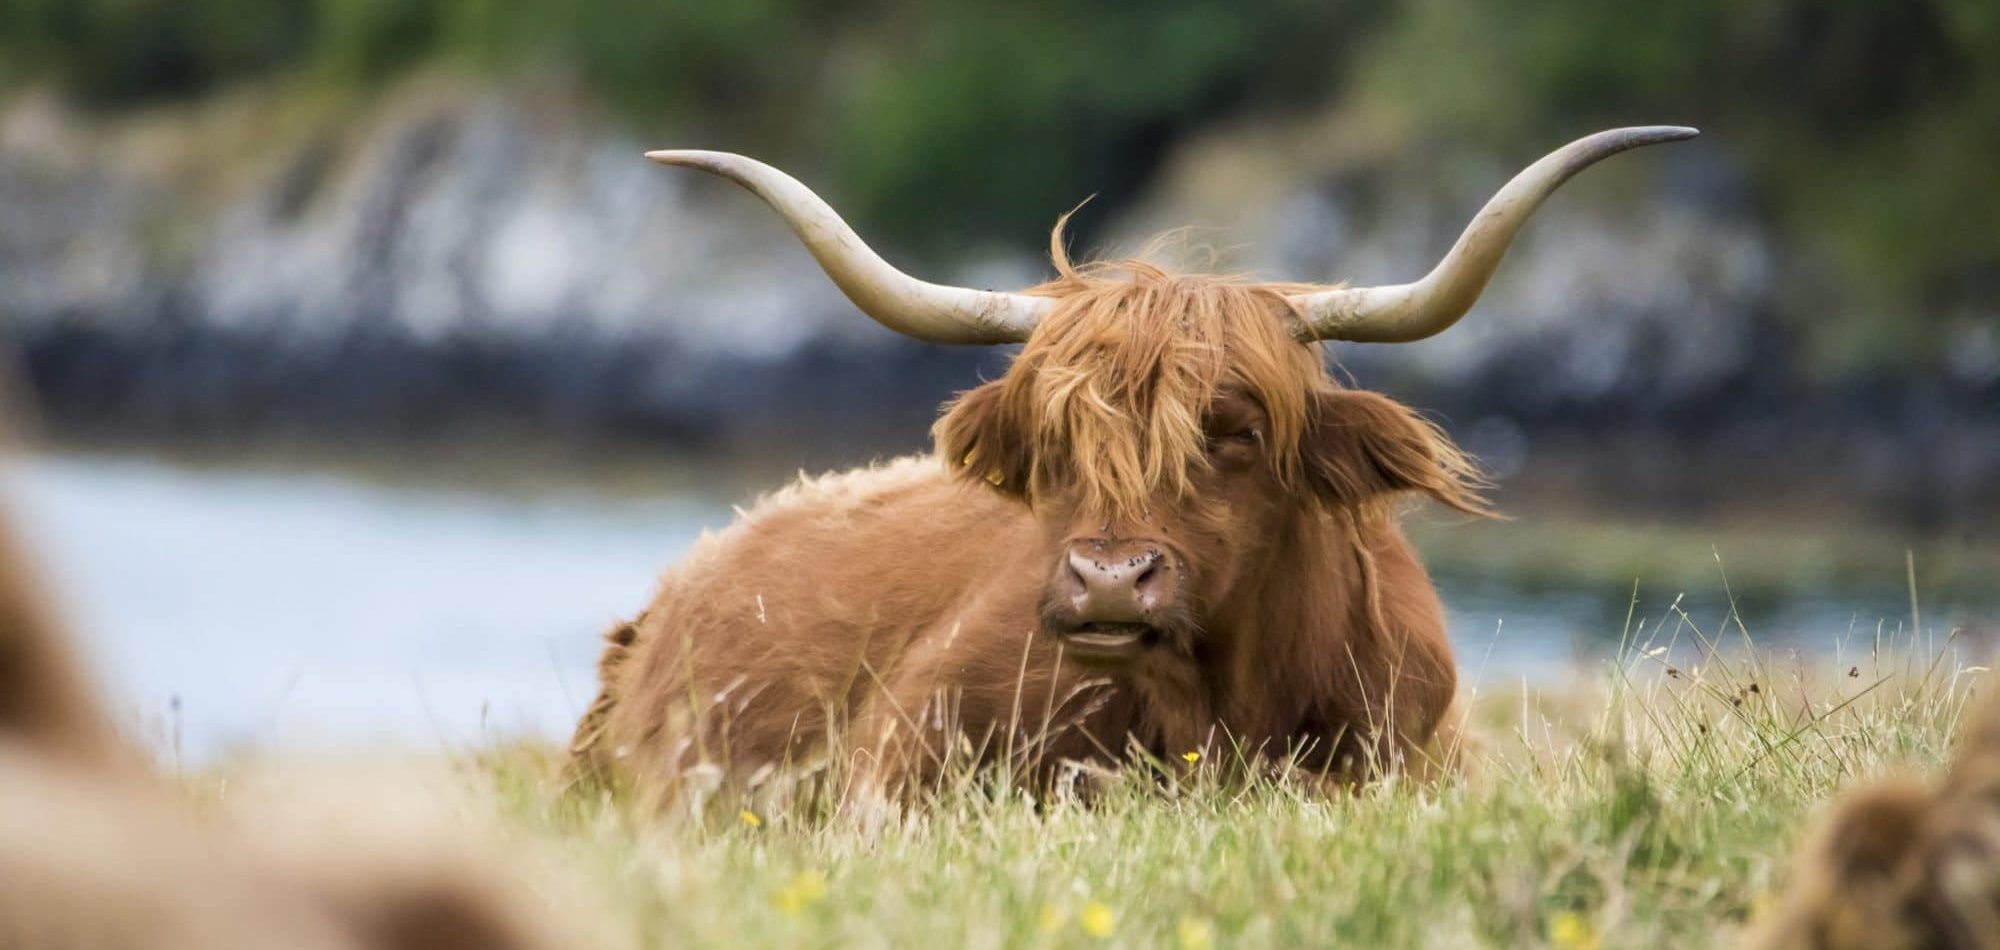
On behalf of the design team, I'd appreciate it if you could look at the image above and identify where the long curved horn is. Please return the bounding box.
[645,150,1052,345]
[1288,126,1699,343]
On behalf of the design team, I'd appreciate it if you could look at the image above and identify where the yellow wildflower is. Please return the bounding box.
[1549,910,1598,950]
[1182,750,1202,764]
[738,809,762,828]
[1177,915,1214,950]
[1080,901,1116,938]
[1749,891,1773,920]
[772,870,827,916]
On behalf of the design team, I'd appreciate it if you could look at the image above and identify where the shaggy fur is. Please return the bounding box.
[574,241,1490,806]
[1746,689,2000,950]
[948,247,1317,515]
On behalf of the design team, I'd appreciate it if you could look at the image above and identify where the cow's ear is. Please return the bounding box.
[1301,388,1491,516]
[932,380,1033,501]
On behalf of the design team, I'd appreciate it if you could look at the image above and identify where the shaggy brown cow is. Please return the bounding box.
[571,127,1698,805]
[1744,686,2000,950]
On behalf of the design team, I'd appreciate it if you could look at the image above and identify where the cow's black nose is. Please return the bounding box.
[1064,542,1174,622]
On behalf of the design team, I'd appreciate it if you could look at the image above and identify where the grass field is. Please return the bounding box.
[214,614,1985,949]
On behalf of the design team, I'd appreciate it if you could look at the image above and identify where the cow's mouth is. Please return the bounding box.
[1055,622,1161,662]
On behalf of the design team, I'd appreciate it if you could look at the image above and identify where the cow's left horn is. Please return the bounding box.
[1286,126,1699,343]
[645,150,1051,345]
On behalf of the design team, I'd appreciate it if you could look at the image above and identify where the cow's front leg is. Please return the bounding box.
[835,674,953,827]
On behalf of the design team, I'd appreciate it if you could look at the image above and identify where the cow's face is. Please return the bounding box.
[1029,385,1293,665]
[934,272,1487,667]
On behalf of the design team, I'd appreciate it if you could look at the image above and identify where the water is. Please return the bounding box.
[3,453,1959,761]
[8,454,713,761]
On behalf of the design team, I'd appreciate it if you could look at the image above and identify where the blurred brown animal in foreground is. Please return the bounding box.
[573,127,1695,806]
[0,745,578,950]
[1746,688,2000,950]
[0,418,594,949]
[0,505,126,769]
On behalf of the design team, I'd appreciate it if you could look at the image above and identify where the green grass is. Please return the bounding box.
[417,615,1985,949]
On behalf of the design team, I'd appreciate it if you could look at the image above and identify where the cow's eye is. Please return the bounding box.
[1209,428,1261,452]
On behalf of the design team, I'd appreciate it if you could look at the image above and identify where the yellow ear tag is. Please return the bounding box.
[985,470,1006,486]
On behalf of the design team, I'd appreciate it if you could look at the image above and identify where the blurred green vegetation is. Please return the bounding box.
[1360,0,2000,372]
[1,0,1994,369]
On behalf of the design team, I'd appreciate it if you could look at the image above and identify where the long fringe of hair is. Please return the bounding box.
[986,218,1341,515]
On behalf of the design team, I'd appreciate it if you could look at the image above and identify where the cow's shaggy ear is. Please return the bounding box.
[1302,389,1491,516]
[932,380,1033,500]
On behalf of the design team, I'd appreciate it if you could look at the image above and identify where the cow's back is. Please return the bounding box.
[575,456,1039,790]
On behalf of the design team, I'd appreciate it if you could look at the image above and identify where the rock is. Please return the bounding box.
[0,79,1991,520]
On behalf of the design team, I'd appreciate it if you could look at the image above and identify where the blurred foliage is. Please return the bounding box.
[0,0,315,100]
[0,0,1994,368]
[1359,0,2000,371]
[823,0,1375,250]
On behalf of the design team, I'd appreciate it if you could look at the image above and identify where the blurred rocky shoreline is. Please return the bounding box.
[3,76,1994,524]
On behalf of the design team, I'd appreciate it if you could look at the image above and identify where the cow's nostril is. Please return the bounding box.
[1065,559,1090,595]
[1134,558,1161,591]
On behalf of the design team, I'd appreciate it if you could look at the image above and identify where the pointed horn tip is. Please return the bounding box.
[645,149,750,179]
[1621,125,1701,144]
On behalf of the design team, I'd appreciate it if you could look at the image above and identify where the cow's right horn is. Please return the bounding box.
[646,150,1052,345]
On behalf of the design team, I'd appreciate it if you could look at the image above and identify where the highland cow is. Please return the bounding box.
[571,127,1699,805]
[1745,686,2000,950]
